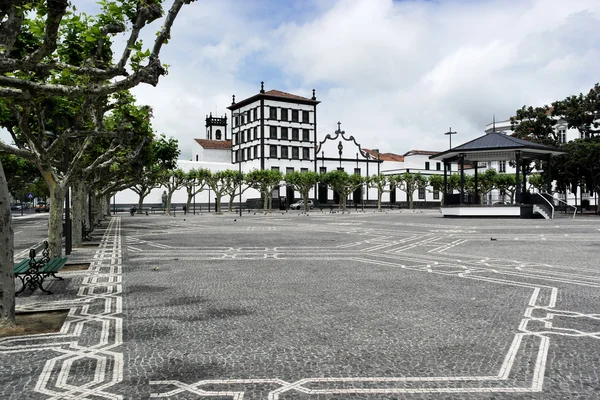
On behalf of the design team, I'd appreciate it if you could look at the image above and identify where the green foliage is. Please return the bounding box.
[495,173,516,202]
[285,171,319,212]
[0,154,40,196]
[552,84,600,138]
[367,174,388,210]
[392,172,427,209]
[320,170,364,211]
[510,105,558,145]
[528,174,546,192]
[246,169,283,211]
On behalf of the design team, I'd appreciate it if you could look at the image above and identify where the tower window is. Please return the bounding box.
[281,109,288,121]
[303,147,310,159]
[292,128,299,141]
[292,110,299,122]
[302,110,309,123]
[269,107,277,119]
[253,108,257,120]
[215,129,222,140]
[281,127,288,140]
[253,127,257,140]
[281,146,288,159]
[270,145,278,158]
[302,129,309,141]
[247,110,251,122]
[292,147,299,159]
[270,126,277,139]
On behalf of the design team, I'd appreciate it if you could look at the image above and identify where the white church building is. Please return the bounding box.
[113,83,474,209]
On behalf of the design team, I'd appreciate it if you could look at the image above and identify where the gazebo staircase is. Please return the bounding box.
[531,193,576,219]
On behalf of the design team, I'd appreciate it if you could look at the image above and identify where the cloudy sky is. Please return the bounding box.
[4,0,600,160]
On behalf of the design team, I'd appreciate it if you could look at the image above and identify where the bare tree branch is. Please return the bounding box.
[25,0,69,64]
[0,0,25,55]
[0,141,34,159]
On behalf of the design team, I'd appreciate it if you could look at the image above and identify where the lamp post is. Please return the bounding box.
[233,111,243,217]
[444,127,457,149]
[338,141,343,168]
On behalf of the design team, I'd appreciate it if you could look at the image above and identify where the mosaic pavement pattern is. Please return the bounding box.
[2,212,600,399]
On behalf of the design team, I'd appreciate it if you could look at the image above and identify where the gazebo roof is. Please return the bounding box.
[429,132,564,162]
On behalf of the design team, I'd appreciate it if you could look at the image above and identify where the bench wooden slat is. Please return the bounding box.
[13,259,30,274]
[40,257,68,274]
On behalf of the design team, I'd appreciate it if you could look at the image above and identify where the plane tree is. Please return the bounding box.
[284,170,319,212]
[181,168,211,213]
[320,170,364,211]
[392,172,427,209]
[0,0,194,327]
[367,174,389,211]
[246,169,283,211]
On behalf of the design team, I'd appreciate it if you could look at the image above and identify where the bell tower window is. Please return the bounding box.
[215,129,222,140]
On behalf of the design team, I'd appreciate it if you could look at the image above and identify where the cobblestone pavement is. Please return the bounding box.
[2,211,600,399]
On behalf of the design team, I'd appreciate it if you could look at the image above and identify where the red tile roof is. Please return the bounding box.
[263,89,312,101]
[403,150,440,157]
[194,139,232,149]
[362,149,404,162]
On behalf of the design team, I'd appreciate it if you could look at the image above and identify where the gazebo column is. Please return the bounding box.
[546,154,552,193]
[474,161,479,205]
[515,151,521,203]
[443,161,448,206]
[522,160,527,200]
[460,154,465,204]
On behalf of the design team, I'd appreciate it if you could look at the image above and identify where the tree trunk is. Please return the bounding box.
[186,193,193,215]
[216,193,222,214]
[408,193,414,209]
[137,191,147,213]
[303,192,309,212]
[0,161,15,327]
[263,191,268,211]
[166,191,174,215]
[228,195,234,213]
[377,190,382,211]
[48,184,66,258]
[71,178,85,247]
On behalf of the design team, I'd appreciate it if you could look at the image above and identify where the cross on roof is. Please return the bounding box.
[337,121,341,132]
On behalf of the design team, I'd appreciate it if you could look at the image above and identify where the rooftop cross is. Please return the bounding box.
[337,121,342,132]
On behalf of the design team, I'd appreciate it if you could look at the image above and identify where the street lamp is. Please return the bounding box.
[444,127,457,149]
[233,111,243,217]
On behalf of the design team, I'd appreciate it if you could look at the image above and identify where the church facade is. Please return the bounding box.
[115,84,453,208]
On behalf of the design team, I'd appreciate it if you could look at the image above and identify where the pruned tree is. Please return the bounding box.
[367,174,389,211]
[160,169,185,215]
[0,0,194,326]
[394,172,427,209]
[206,170,239,214]
[427,174,445,204]
[495,173,516,203]
[225,171,253,213]
[246,169,283,211]
[320,170,364,211]
[181,168,211,213]
[131,134,180,212]
[284,171,319,212]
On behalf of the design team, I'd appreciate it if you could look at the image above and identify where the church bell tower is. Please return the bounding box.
[205,113,228,141]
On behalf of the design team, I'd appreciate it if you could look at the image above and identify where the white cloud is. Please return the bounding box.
[2,0,599,161]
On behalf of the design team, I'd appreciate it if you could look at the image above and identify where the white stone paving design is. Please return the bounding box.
[144,223,600,399]
[0,217,123,399]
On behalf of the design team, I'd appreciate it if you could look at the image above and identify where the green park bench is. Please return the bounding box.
[14,241,68,295]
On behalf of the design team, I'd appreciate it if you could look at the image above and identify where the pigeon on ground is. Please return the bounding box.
[490,237,497,241]
[234,219,237,222]
[153,267,159,271]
